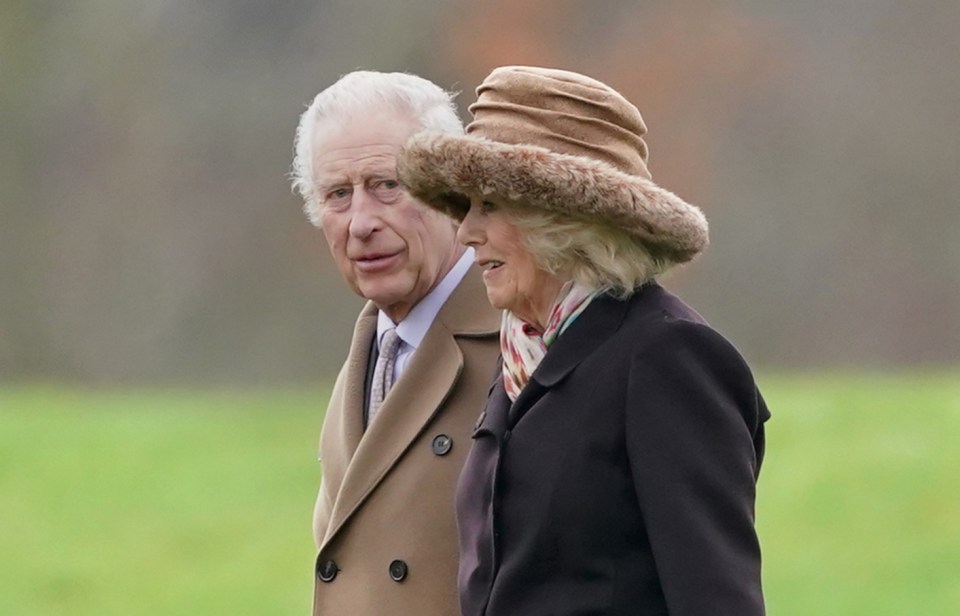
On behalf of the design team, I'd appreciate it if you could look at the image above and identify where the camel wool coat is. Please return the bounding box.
[312,266,500,616]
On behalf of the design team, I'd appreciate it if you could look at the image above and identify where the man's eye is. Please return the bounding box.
[323,187,353,210]
[372,179,403,203]
[324,187,351,207]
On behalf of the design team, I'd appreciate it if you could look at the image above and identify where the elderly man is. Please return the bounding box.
[291,71,500,616]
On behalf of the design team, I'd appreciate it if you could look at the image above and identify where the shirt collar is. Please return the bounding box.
[376,247,475,350]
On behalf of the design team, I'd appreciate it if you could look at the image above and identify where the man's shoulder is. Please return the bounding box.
[434,265,500,336]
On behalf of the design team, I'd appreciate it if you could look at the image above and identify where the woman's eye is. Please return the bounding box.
[480,200,497,214]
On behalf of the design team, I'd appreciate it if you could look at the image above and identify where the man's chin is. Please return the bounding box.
[361,286,411,312]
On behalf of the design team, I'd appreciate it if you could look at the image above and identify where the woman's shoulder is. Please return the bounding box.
[620,282,748,367]
[622,281,708,329]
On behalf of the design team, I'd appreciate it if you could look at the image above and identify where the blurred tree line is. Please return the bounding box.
[1,0,958,384]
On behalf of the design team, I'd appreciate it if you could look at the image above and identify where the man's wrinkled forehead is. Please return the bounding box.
[313,108,417,157]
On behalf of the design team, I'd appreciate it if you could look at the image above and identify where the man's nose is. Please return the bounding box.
[348,189,382,239]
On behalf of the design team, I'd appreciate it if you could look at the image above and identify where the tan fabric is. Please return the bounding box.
[312,266,500,616]
[397,65,709,264]
[469,66,651,179]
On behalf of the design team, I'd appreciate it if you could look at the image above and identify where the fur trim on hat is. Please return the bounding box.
[398,132,709,264]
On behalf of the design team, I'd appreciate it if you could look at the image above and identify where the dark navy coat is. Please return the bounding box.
[457,283,770,616]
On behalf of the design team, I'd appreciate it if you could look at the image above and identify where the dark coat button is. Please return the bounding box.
[388,559,408,582]
[316,557,338,582]
[431,434,453,456]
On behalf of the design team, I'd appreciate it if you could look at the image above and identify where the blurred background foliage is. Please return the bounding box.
[3,0,958,385]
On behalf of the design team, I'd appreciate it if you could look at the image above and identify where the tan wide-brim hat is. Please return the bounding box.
[397,66,709,263]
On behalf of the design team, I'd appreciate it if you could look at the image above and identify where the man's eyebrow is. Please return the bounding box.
[316,158,397,189]
[315,177,348,193]
[315,168,356,187]
[365,171,399,182]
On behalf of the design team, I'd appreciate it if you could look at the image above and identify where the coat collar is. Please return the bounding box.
[505,291,630,427]
[434,259,503,337]
[334,305,378,465]
[320,265,498,548]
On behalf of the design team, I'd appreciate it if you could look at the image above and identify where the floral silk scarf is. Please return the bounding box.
[501,280,603,401]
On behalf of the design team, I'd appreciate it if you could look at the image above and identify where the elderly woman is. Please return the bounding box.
[398,66,769,616]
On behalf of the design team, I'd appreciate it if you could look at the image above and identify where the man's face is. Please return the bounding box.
[311,110,462,322]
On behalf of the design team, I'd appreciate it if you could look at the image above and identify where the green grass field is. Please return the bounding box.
[2,373,958,615]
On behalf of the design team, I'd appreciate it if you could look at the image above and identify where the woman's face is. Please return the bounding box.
[457,197,566,331]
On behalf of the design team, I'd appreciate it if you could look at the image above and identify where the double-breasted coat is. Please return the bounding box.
[312,266,500,616]
[457,282,770,616]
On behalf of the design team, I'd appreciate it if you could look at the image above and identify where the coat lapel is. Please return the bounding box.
[322,324,463,545]
[335,304,378,463]
[507,293,629,427]
[320,266,499,548]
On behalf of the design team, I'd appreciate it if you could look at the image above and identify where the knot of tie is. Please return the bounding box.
[368,328,402,424]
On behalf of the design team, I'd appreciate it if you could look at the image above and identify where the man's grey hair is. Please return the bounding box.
[291,70,463,226]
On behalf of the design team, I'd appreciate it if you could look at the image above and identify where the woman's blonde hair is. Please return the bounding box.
[504,204,670,299]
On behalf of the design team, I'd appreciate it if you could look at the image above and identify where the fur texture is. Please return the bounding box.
[398,132,709,264]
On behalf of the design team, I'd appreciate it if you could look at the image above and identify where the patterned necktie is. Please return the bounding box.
[368,328,402,424]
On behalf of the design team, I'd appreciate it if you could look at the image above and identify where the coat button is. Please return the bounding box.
[316,557,338,582]
[431,434,453,456]
[388,559,408,582]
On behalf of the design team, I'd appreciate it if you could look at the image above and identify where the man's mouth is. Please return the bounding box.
[353,251,401,271]
[354,249,399,261]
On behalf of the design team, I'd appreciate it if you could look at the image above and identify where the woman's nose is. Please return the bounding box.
[457,208,483,246]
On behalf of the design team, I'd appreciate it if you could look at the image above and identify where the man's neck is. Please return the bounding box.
[379,244,468,323]
[376,247,475,348]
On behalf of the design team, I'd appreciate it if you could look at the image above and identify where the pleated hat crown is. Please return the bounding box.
[467,66,652,180]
